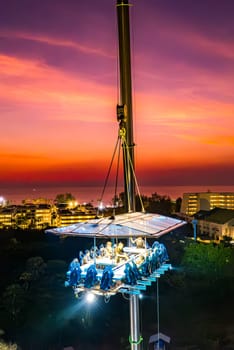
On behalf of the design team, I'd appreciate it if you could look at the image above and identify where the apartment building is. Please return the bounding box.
[0,204,57,229]
[181,192,234,216]
[0,207,14,229]
[58,209,96,226]
[0,201,96,230]
[194,208,234,240]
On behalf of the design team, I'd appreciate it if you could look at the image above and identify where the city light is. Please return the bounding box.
[0,196,6,206]
[98,201,105,211]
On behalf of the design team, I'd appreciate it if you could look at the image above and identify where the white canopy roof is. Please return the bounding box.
[149,332,171,344]
[46,212,185,238]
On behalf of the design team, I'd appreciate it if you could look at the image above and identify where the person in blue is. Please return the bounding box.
[149,250,158,272]
[79,251,84,265]
[69,258,80,271]
[158,243,169,265]
[65,258,81,287]
[139,256,151,277]
[124,263,137,285]
[100,266,114,291]
[130,260,141,280]
[151,241,169,266]
[84,264,98,288]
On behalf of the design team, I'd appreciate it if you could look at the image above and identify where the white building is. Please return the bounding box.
[194,208,234,240]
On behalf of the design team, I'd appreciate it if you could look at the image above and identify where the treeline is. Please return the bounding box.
[114,192,182,215]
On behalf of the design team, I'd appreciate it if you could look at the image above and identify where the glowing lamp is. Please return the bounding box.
[98,202,105,211]
[0,196,6,206]
[86,292,96,304]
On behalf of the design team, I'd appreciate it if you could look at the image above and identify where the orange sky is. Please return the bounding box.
[0,0,234,188]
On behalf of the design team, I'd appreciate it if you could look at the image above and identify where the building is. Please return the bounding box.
[0,207,15,229]
[0,203,58,229]
[58,209,96,226]
[194,208,234,240]
[34,204,58,229]
[181,192,234,216]
[0,200,98,230]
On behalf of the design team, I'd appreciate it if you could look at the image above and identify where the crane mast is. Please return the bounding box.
[117,0,135,214]
[116,1,141,349]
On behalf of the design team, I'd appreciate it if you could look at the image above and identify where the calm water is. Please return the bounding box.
[1,185,234,205]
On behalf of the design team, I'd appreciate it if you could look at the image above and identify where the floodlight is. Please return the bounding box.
[86,292,96,304]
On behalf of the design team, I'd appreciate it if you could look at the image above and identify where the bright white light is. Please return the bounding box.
[86,292,96,304]
[98,202,105,211]
[139,293,143,299]
[0,196,6,206]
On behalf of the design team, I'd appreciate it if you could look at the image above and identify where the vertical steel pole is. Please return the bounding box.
[116,1,141,349]
[129,294,141,350]
[117,0,135,213]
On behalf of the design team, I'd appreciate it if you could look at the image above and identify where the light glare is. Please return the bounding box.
[98,201,105,211]
[0,196,6,206]
[86,292,96,303]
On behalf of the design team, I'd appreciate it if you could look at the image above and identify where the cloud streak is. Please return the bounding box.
[0,30,115,58]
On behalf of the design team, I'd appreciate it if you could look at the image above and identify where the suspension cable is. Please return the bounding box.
[98,121,145,215]
[122,141,131,212]
[113,136,122,217]
[98,134,120,215]
[121,136,145,212]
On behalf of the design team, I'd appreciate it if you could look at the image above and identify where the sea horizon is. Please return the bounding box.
[1,184,234,205]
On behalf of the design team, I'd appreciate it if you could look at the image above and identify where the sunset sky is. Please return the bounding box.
[1,0,234,189]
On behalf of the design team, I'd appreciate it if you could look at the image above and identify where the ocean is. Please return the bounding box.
[1,184,234,205]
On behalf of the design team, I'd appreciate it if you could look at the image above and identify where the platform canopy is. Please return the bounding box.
[46,212,185,238]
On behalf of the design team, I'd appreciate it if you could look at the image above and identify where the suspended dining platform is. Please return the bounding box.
[46,212,185,298]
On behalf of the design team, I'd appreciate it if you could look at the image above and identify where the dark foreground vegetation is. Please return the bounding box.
[0,227,233,350]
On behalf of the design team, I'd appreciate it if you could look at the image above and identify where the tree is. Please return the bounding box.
[0,340,19,350]
[54,193,75,204]
[147,192,172,215]
[19,272,32,291]
[175,197,182,212]
[182,242,234,282]
[2,284,25,321]
[135,194,149,212]
[26,256,46,281]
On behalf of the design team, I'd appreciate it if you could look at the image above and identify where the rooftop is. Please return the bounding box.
[195,207,234,224]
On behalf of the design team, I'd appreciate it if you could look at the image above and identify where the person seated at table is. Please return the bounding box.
[83,249,91,264]
[104,241,114,259]
[115,242,128,263]
[131,236,145,249]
